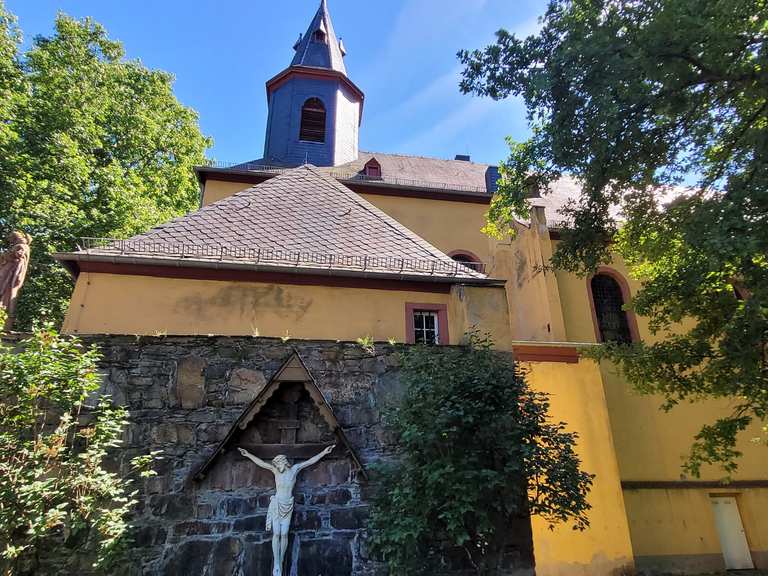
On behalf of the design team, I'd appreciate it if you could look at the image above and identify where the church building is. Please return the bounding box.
[55,1,767,574]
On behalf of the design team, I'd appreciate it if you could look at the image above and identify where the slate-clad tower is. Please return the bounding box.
[263,0,364,167]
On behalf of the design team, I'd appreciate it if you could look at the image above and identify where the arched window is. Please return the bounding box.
[363,158,382,178]
[590,273,633,344]
[299,98,326,143]
[313,29,327,44]
[449,251,484,274]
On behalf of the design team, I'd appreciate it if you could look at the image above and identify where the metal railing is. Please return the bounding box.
[199,160,491,195]
[201,160,289,173]
[330,171,489,194]
[78,237,487,277]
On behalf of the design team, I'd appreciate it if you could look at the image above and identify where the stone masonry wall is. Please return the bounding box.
[79,335,534,576]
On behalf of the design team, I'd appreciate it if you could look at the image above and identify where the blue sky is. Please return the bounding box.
[7,0,545,166]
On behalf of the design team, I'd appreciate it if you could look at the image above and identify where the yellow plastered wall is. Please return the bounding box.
[601,364,768,482]
[62,273,511,346]
[554,242,768,570]
[358,193,493,263]
[202,180,254,205]
[623,488,768,571]
[523,360,635,576]
[499,215,567,341]
[554,246,767,479]
[448,284,514,350]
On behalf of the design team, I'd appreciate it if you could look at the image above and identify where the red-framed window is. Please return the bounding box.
[405,303,449,345]
[363,158,382,179]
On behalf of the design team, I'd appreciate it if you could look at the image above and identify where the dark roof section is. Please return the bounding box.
[200,150,500,198]
[331,151,499,195]
[291,0,346,74]
[58,165,496,283]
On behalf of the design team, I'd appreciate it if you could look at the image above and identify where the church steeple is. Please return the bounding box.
[263,0,364,167]
[290,0,347,75]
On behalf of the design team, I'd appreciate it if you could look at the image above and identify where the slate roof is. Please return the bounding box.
[290,0,347,74]
[205,156,689,231]
[60,165,492,282]
[227,150,500,196]
[331,151,500,195]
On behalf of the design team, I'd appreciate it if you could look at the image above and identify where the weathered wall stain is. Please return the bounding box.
[173,284,313,323]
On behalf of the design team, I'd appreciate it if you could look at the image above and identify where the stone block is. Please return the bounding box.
[197,423,231,443]
[150,423,178,444]
[227,367,267,405]
[299,459,351,486]
[149,494,194,520]
[205,363,229,379]
[232,514,266,532]
[241,540,275,575]
[293,509,321,531]
[312,488,352,506]
[144,475,167,495]
[331,506,369,530]
[176,424,196,445]
[171,520,230,539]
[133,525,167,547]
[297,536,353,576]
[222,496,260,516]
[176,356,207,408]
[162,539,213,576]
[211,536,242,575]
[196,503,214,519]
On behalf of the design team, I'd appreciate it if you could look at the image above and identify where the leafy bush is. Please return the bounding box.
[0,322,153,575]
[370,334,593,575]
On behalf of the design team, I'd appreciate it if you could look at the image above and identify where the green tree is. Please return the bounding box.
[0,319,154,575]
[0,3,211,329]
[459,0,768,475]
[370,335,592,576]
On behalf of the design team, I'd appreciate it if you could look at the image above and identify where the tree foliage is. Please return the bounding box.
[459,0,768,475]
[0,2,211,329]
[0,319,153,575]
[369,335,592,576]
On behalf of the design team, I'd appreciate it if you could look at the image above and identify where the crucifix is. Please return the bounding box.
[238,444,335,576]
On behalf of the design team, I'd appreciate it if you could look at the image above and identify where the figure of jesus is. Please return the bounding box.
[238,444,335,576]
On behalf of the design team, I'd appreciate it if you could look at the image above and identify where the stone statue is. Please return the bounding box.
[238,444,335,576]
[0,232,31,330]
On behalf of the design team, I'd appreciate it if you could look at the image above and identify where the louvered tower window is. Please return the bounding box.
[313,29,327,43]
[299,98,326,143]
[591,274,632,344]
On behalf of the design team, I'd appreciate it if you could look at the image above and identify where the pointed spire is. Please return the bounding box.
[290,0,347,74]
